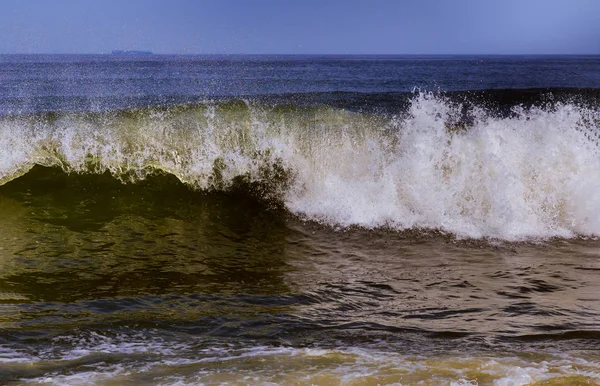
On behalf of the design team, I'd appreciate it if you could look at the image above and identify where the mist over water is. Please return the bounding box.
[1,55,600,385]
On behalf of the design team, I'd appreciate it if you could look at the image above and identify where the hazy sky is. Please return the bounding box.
[0,0,598,54]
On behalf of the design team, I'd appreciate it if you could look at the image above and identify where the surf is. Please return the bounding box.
[1,92,599,240]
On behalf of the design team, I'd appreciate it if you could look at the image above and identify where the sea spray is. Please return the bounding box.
[1,93,599,240]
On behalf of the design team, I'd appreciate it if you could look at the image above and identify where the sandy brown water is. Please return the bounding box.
[0,167,600,385]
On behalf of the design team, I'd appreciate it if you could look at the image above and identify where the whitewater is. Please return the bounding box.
[1,92,599,240]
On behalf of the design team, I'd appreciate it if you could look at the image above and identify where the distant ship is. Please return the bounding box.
[111,50,153,55]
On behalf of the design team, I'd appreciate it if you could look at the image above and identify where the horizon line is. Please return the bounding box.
[0,52,599,56]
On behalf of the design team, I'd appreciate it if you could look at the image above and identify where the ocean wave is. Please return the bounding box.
[1,91,599,240]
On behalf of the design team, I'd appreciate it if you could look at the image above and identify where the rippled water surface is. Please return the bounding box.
[1,168,600,385]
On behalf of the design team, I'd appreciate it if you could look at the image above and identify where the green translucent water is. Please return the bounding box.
[1,166,600,385]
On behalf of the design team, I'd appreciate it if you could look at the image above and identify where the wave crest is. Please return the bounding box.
[2,93,600,240]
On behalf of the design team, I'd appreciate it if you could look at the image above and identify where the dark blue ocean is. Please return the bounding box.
[0,54,598,114]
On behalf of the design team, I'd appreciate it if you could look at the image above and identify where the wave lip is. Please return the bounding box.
[1,92,600,240]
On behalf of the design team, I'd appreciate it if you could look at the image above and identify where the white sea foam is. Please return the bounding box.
[287,95,600,240]
[13,336,600,385]
[0,345,38,363]
[1,94,599,240]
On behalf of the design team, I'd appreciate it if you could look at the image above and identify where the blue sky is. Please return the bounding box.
[0,0,598,54]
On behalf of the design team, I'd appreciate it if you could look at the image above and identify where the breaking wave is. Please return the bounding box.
[1,91,600,240]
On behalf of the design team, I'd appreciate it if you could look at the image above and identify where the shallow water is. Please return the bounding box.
[1,168,600,384]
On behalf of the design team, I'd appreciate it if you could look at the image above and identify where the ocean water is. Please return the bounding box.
[1,54,600,385]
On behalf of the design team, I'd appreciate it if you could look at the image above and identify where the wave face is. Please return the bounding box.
[1,92,600,240]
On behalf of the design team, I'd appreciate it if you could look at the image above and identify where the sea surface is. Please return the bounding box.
[1,54,600,385]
